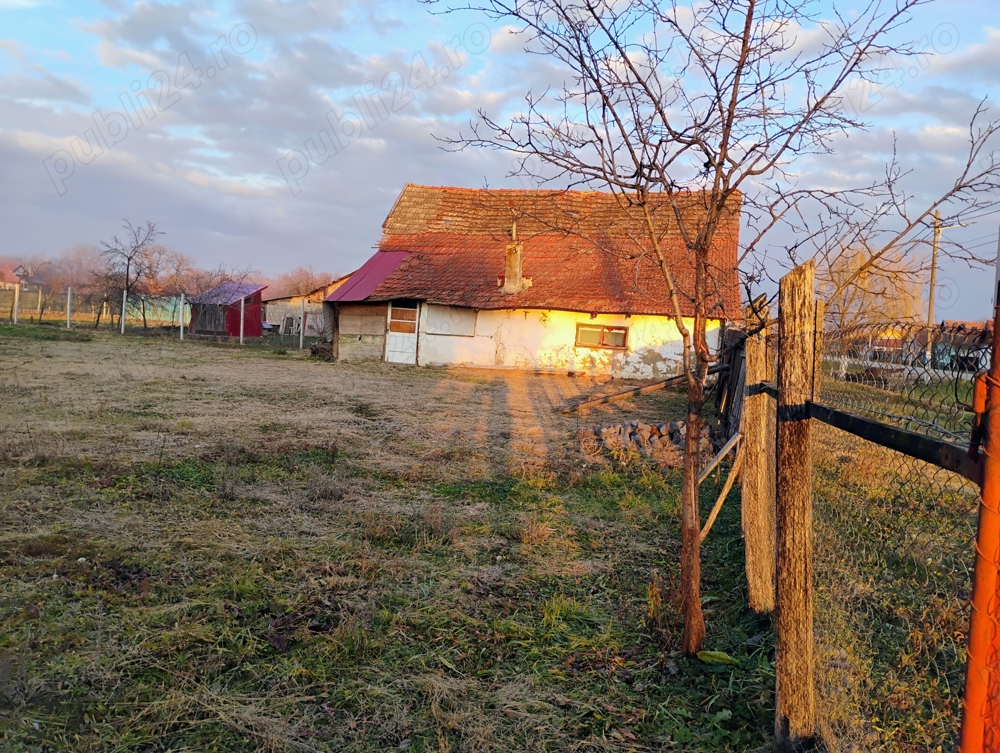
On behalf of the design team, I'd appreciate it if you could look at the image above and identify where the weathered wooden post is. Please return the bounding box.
[775,260,816,751]
[741,304,776,614]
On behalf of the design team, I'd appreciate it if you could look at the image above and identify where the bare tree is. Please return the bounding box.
[99,220,163,330]
[433,0,1000,662]
[266,265,339,299]
[819,244,925,331]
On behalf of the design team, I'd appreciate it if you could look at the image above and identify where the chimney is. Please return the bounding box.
[500,216,532,294]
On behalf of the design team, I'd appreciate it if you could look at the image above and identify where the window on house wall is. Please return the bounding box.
[425,304,476,336]
[576,324,628,349]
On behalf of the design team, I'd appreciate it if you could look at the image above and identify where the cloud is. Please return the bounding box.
[0,70,90,104]
[0,0,997,323]
[0,38,26,60]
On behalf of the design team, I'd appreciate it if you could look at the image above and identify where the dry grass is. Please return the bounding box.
[0,330,773,752]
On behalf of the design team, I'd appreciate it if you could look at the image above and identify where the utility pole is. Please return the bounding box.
[926,210,941,364]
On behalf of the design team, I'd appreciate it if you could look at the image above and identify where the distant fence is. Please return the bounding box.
[0,288,322,350]
[737,262,998,752]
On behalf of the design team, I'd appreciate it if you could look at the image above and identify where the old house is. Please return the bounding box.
[189,281,267,339]
[264,275,351,337]
[324,185,741,379]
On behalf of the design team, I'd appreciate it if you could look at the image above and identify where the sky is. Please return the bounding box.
[1,0,999,319]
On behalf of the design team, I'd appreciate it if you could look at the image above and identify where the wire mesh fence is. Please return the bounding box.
[812,321,988,751]
[0,289,324,350]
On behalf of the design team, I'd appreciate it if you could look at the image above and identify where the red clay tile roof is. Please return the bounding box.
[357,185,741,318]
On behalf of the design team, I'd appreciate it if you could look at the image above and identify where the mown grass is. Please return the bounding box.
[818,361,976,441]
[0,324,93,342]
[0,436,774,752]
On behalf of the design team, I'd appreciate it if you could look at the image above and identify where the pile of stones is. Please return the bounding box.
[580,420,720,456]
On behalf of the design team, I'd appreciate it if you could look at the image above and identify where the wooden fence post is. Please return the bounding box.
[775,260,816,751]
[742,304,775,614]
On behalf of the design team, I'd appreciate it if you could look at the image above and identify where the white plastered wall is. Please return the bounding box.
[417,306,721,379]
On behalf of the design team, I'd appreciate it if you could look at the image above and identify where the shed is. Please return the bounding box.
[263,274,352,337]
[189,281,267,338]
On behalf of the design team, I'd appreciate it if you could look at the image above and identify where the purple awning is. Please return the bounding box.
[189,281,267,305]
[326,251,410,302]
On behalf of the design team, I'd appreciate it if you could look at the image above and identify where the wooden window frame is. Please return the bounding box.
[575,323,628,350]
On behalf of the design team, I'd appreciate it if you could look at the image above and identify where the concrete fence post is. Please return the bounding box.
[179,293,185,340]
[239,296,245,345]
[121,289,127,335]
[66,287,72,329]
[13,283,19,325]
[300,297,306,350]
[774,260,817,751]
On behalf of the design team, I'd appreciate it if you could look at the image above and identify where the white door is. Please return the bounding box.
[385,302,418,364]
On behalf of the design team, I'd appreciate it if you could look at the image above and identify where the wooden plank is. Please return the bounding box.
[741,305,776,615]
[775,261,816,751]
[700,444,745,543]
[807,402,982,485]
[698,431,742,485]
[558,363,727,414]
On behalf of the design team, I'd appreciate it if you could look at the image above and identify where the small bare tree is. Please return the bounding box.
[99,220,163,330]
[433,0,1000,666]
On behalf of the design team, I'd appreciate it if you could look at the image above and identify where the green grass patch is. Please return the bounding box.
[0,324,93,342]
[2,437,775,752]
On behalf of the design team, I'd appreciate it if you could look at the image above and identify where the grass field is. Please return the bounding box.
[0,328,775,752]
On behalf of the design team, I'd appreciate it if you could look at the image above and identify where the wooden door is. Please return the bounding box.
[385,302,418,364]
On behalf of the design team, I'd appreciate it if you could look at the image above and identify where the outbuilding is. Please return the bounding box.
[188,281,267,339]
[263,275,351,337]
[324,184,741,379]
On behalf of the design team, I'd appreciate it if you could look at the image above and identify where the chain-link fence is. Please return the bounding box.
[813,321,988,751]
[0,289,324,350]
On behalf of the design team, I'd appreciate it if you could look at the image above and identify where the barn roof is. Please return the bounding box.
[335,184,741,318]
[189,281,267,305]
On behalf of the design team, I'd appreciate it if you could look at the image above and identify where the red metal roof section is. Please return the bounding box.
[326,251,410,302]
[349,185,742,318]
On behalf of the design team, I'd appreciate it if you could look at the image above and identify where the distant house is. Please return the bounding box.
[188,281,267,338]
[263,275,351,337]
[324,184,741,379]
[0,265,18,291]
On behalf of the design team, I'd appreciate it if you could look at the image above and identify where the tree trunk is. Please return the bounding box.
[681,385,706,655]
[680,245,711,656]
